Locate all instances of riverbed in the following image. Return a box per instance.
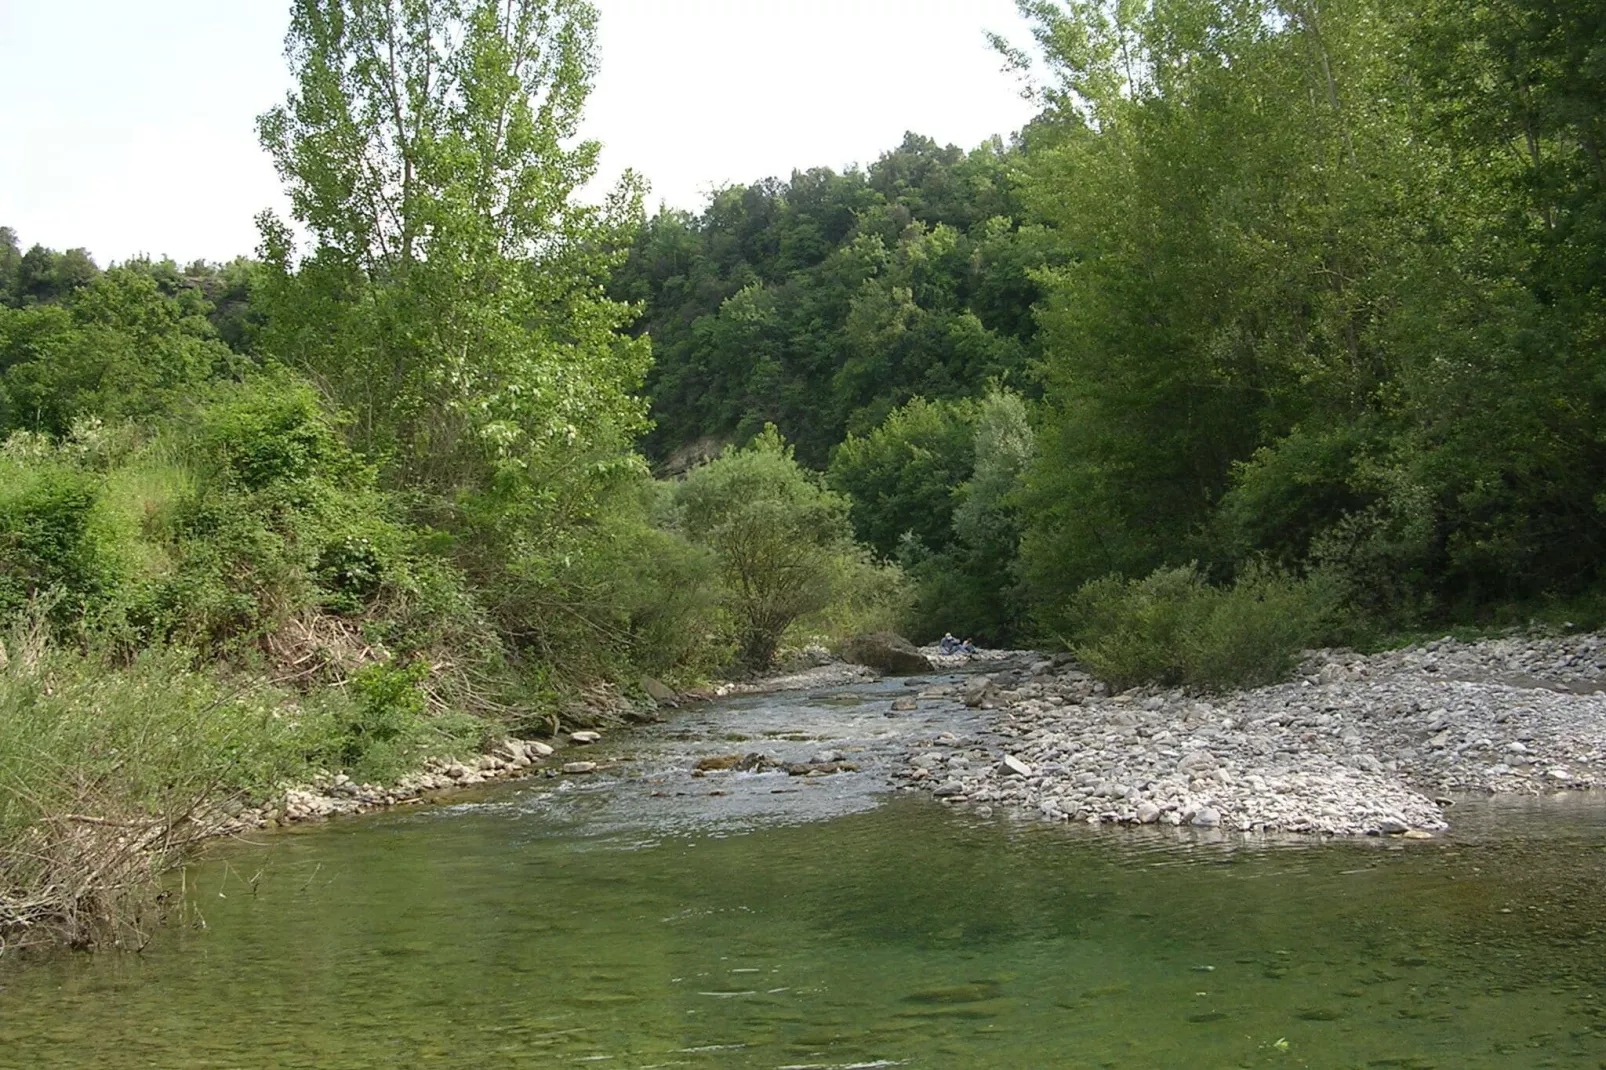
[4,672,1606,1068]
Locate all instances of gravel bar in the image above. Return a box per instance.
[898,633,1606,836]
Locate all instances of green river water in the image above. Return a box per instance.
[3,675,1606,1069]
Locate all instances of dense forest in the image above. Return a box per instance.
[618,0,1606,656]
[4,0,1605,945]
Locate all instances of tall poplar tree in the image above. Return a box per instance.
[256,0,649,494]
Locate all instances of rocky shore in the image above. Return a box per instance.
[214,735,587,832]
[898,633,1606,836]
[214,653,894,834]
[217,632,1606,840]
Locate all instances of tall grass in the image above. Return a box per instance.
[0,618,480,952]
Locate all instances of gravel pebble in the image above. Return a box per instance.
[899,633,1606,836]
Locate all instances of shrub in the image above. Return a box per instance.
[1069,566,1202,690]
[0,451,118,625]
[152,377,462,655]
[800,548,910,647]
[1178,565,1330,691]
[317,659,481,782]
[1068,563,1329,692]
[614,519,730,681]
[675,426,860,668]
[195,377,356,493]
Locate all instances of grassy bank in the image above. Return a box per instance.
[0,406,904,954]
[0,623,495,952]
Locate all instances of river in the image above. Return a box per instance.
[3,671,1606,1068]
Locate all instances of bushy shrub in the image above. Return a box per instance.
[0,378,485,691]
[194,377,357,493]
[1069,567,1202,689]
[1068,563,1329,692]
[156,377,466,654]
[1179,565,1332,691]
[613,518,730,681]
[308,658,480,782]
[675,426,861,668]
[801,548,910,646]
[0,451,118,625]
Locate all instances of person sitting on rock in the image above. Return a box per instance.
[938,633,961,654]
[960,638,976,654]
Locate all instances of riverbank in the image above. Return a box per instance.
[899,633,1606,836]
[160,653,914,836]
[12,630,1602,956]
[0,644,911,955]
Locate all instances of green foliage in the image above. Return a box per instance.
[674,426,863,668]
[1,239,99,308]
[149,378,442,653]
[0,622,493,864]
[1068,564,1329,693]
[1007,0,1606,635]
[0,451,114,625]
[0,377,473,671]
[1069,567,1202,691]
[616,133,1045,467]
[607,502,730,681]
[804,549,911,646]
[0,643,312,839]
[244,0,672,694]
[333,660,430,781]
[829,396,977,558]
[828,389,1032,643]
[0,264,235,436]
[197,378,354,491]
[256,0,649,493]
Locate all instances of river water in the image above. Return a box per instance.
[4,673,1606,1068]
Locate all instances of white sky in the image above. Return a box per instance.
[0,0,1039,267]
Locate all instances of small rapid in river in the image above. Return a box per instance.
[4,669,1606,1069]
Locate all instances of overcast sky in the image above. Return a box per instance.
[0,0,1039,266]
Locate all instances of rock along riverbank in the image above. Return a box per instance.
[210,654,911,835]
[898,633,1606,837]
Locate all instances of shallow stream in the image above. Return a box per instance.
[4,674,1606,1068]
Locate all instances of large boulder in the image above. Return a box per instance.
[641,675,680,708]
[839,632,933,675]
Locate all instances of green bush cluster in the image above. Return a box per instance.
[1068,565,1332,694]
[0,379,472,666]
[672,426,907,669]
[0,455,115,627]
